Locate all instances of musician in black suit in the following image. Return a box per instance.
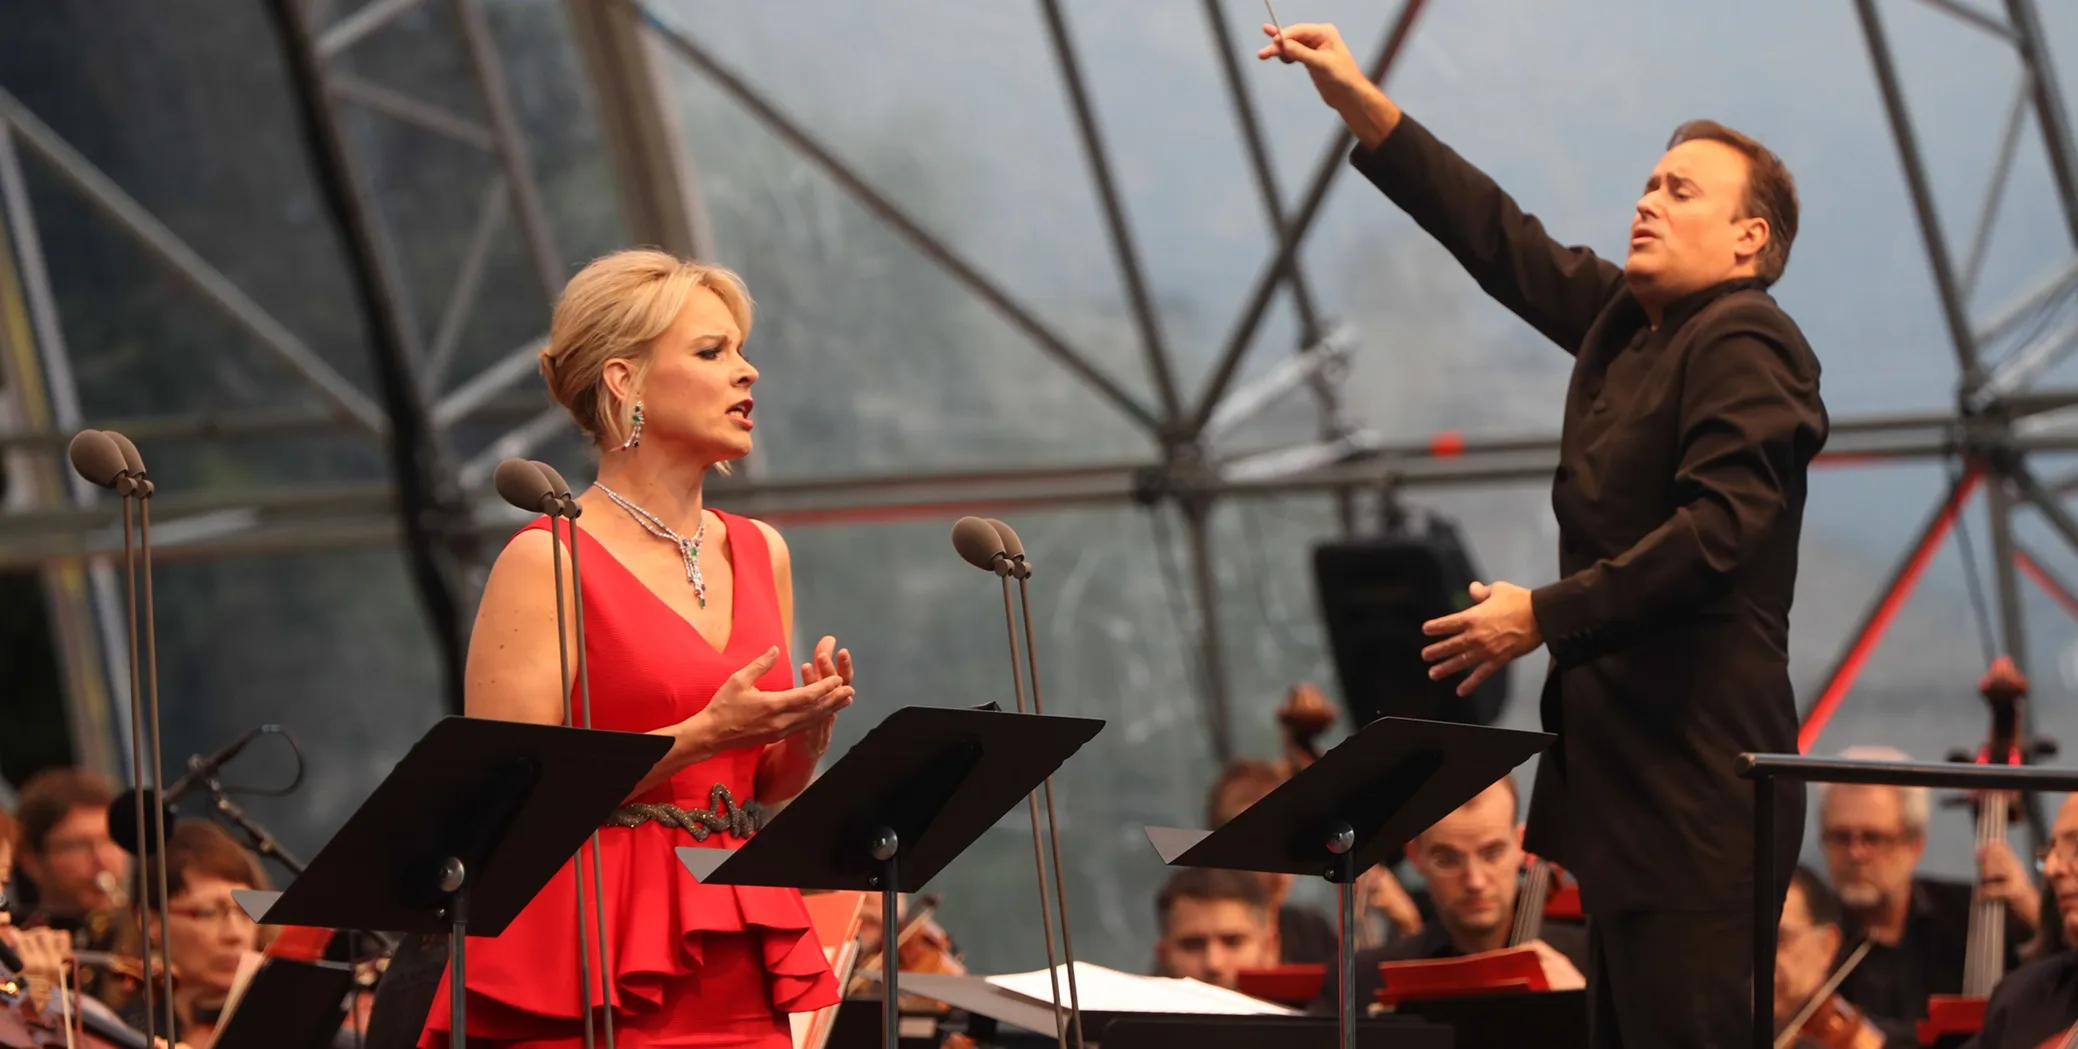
[1265,23,1826,1049]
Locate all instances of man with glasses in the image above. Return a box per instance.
[1820,745,2035,1035]
[1977,793,2078,1048]
[1310,777,1586,1015]
[123,818,269,1047]
[12,766,136,1008]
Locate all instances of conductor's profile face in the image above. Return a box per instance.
[1624,138,1767,302]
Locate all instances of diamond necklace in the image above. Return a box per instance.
[594,483,708,607]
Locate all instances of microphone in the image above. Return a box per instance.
[496,458,613,1049]
[949,517,1081,1049]
[493,458,557,516]
[106,431,152,496]
[531,461,581,519]
[951,516,1012,576]
[0,936,21,976]
[70,428,177,1047]
[106,726,270,855]
[67,430,131,493]
[986,518,1032,580]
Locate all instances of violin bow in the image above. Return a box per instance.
[1773,940,1873,1049]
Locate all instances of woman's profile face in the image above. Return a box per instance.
[610,285,757,463]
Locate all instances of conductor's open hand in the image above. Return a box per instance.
[695,645,854,751]
[1421,582,1542,696]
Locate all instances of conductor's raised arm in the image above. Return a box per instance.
[1261,22,1625,354]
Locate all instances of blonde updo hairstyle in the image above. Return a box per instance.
[539,249,755,458]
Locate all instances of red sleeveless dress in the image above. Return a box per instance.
[419,510,841,1049]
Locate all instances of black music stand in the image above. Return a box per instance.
[235,716,670,1049]
[677,706,1105,1049]
[211,956,358,1049]
[1143,716,1552,1049]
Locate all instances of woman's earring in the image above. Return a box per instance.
[621,400,644,450]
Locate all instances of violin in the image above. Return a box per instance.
[71,953,173,990]
[1776,941,1884,1049]
[1920,657,2030,1047]
[850,894,966,985]
[843,896,974,1049]
[0,957,153,1049]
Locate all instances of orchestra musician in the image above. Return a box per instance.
[1,804,170,1048]
[1971,792,2078,1049]
[1264,21,1825,1049]
[1774,865,1888,1049]
[119,819,270,1049]
[419,249,857,1049]
[1151,868,1278,991]
[1267,684,1427,948]
[1820,746,2034,1033]
[1308,777,1586,1016]
[11,767,139,1009]
[1206,760,1340,964]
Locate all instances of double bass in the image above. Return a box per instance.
[1919,656,2031,1047]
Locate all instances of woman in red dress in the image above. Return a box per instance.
[420,249,858,1049]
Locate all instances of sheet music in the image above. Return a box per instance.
[984,962,1295,1016]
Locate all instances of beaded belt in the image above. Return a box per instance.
[608,783,758,842]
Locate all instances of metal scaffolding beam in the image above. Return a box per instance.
[7,0,2078,789]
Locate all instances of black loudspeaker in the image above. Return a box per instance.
[1312,516,1509,728]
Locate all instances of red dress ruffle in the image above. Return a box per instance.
[419,511,839,1049]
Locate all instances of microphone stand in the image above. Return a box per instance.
[109,449,161,1049]
[988,555,1071,1049]
[132,448,179,1048]
[202,776,400,949]
[535,464,616,1049]
[1005,552,1085,1049]
[92,431,178,1049]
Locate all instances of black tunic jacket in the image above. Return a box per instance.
[1351,116,1828,912]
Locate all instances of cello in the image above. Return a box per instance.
[1918,656,2030,1047]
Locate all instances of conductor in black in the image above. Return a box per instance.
[1266,22,1827,1049]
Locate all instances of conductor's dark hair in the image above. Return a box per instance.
[1667,120,1800,284]
[1155,867,1270,932]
